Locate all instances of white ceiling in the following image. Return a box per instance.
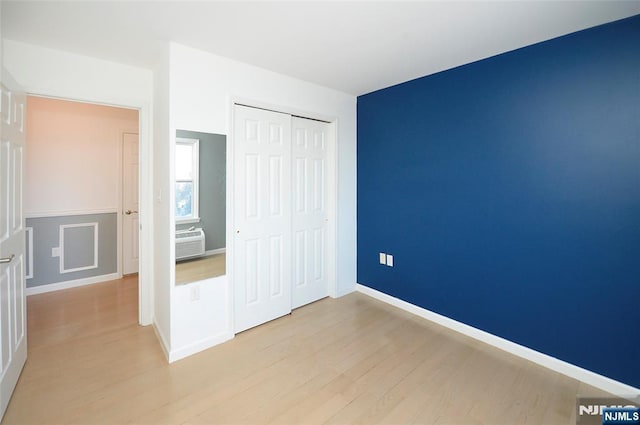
[2,1,639,96]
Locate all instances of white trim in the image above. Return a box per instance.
[205,247,226,256]
[230,96,336,124]
[327,120,338,299]
[59,222,99,274]
[152,321,171,362]
[25,227,33,279]
[175,217,200,225]
[355,283,640,397]
[175,137,200,223]
[168,332,234,363]
[138,103,152,327]
[25,209,118,219]
[26,272,120,296]
[226,96,235,335]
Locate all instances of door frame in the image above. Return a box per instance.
[26,93,153,326]
[228,97,338,331]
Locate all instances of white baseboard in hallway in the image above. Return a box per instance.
[355,283,640,398]
[26,273,121,296]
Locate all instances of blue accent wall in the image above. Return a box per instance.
[357,15,640,388]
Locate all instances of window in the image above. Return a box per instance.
[175,137,199,223]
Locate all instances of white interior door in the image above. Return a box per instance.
[292,117,329,308]
[0,70,27,420]
[122,133,139,275]
[233,105,292,333]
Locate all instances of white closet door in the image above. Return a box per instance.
[233,105,292,333]
[292,117,329,309]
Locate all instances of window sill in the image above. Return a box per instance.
[176,217,201,225]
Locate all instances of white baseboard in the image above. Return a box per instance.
[26,272,121,296]
[205,248,226,257]
[152,322,171,362]
[169,332,234,363]
[330,285,356,299]
[355,283,640,397]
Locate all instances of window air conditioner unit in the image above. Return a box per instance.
[175,228,205,261]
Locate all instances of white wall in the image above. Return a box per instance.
[2,39,357,361]
[167,43,357,360]
[1,5,4,73]
[25,96,138,216]
[3,40,151,109]
[2,40,155,326]
[152,46,172,355]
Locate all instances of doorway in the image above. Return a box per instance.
[24,96,142,317]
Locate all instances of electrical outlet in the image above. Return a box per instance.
[190,285,200,301]
[379,252,386,264]
[386,254,394,267]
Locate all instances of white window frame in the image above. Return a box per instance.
[175,137,200,224]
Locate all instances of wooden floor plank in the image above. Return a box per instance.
[2,276,609,425]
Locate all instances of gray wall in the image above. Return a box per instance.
[25,213,117,288]
[175,130,226,251]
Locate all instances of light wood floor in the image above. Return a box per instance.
[176,253,226,285]
[3,277,608,425]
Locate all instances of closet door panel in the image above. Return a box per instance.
[234,105,292,333]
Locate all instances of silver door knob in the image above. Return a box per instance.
[0,254,15,264]
[125,210,138,215]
